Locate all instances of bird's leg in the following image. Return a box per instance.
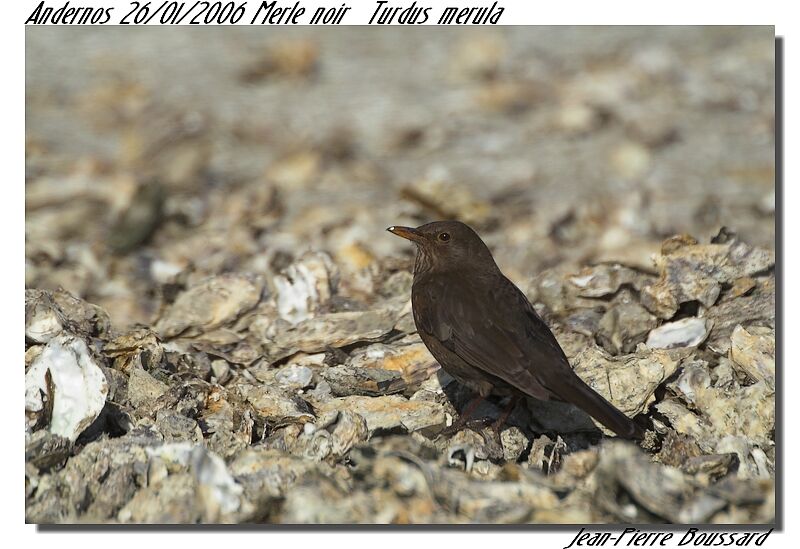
[440,395,485,437]
[490,395,521,433]
[481,395,522,450]
[459,394,485,421]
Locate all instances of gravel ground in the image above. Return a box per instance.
[25,26,776,524]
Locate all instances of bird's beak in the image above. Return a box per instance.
[387,225,423,243]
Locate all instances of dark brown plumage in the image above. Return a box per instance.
[388,220,644,440]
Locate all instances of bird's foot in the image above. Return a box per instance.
[489,416,508,434]
[543,435,567,475]
[468,417,495,431]
[438,417,491,438]
[441,401,517,443]
[437,423,462,439]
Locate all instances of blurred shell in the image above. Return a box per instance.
[591,441,697,523]
[401,177,492,227]
[240,39,319,83]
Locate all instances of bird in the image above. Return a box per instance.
[387,220,644,440]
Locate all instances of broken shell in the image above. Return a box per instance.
[273,251,338,324]
[567,264,652,298]
[500,427,529,463]
[592,441,693,523]
[705,278,774,353]
[597,300,657,355]
[345,340,439,386]
[275,364,314,390]
[26,430,72,471]
[571,345,681,417]
[25,289,67,344]
[646,317,711,349]
[319,395,446,436]
[156,274,263,339]
[103,328,164,374]
[127,367,169,409]
[244,385,314,427]
[265,308,399,362]
[26,334,109,442]
[730,277,757,298]
[210,359,232,385]
[328,410,369,459]
[658,360,774,466]
[642,236,774,319]
[730,325,775,389]
[26,288,111,342]
[321,365,407,397]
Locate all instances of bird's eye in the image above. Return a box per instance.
[438,232,451,242]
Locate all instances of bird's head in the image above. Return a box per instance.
[387,220,496,274]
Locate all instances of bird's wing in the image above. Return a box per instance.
[414,273,571,401]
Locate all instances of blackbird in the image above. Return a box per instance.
[388,220,644,440]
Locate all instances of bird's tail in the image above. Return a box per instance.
[561,375,645,440]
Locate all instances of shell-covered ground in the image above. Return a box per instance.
[25,27,776,524]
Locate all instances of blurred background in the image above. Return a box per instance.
[25,26,775,329]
